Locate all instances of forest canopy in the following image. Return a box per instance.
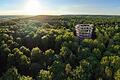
[0,15,120,80]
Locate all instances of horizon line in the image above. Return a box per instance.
[0,14,120,16]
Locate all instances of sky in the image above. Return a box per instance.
[0,0,120,15]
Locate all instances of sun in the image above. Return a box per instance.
[23,0,42,15]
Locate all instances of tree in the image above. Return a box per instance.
[8,48,30,75]
[60,46,73,62]
[55,35,63,51]
[20,46,31,57]
[82,39,94,48]
[63,32,74,42]
[93,39,99,48]
[113,45,120,53]
[41,35,49,50]
[0,44,8,49]
[0,67,20,80]
[113,33,120,44]
[104,66,113,80]
[45,49,54,57]
[114,69,120,80]
[41,23,54,29]
[2,34,9,42]
[45,49,55,66]
[79,48,91,60]
[98,43,105,52]
[31,47,46,69]
[0,46,11,76]
[49,61,65,80]
[31,47,44,64]
[100,56,120,79]
[62,41,79,54]
[19,76,32,80]
[6,40,13,46]
[74,60,93,80]
[16,37,22,45]
[30,63,41,77]
[0,67,32,80]
[37,69,52,80]
[92,48,102,60]
[101,56,120,72]
[10,42,19,49]
[3,47,11,55]
[65,64,72,76]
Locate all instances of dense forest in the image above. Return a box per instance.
[0,15,120,80]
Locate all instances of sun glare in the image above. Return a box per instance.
[23,0,42,15]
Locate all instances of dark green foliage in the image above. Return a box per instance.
[1,15,120,80]
[37,69,52,80]
[0,67,32,80]
[49,61,65,80]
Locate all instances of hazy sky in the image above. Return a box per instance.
[0,0,120,15]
